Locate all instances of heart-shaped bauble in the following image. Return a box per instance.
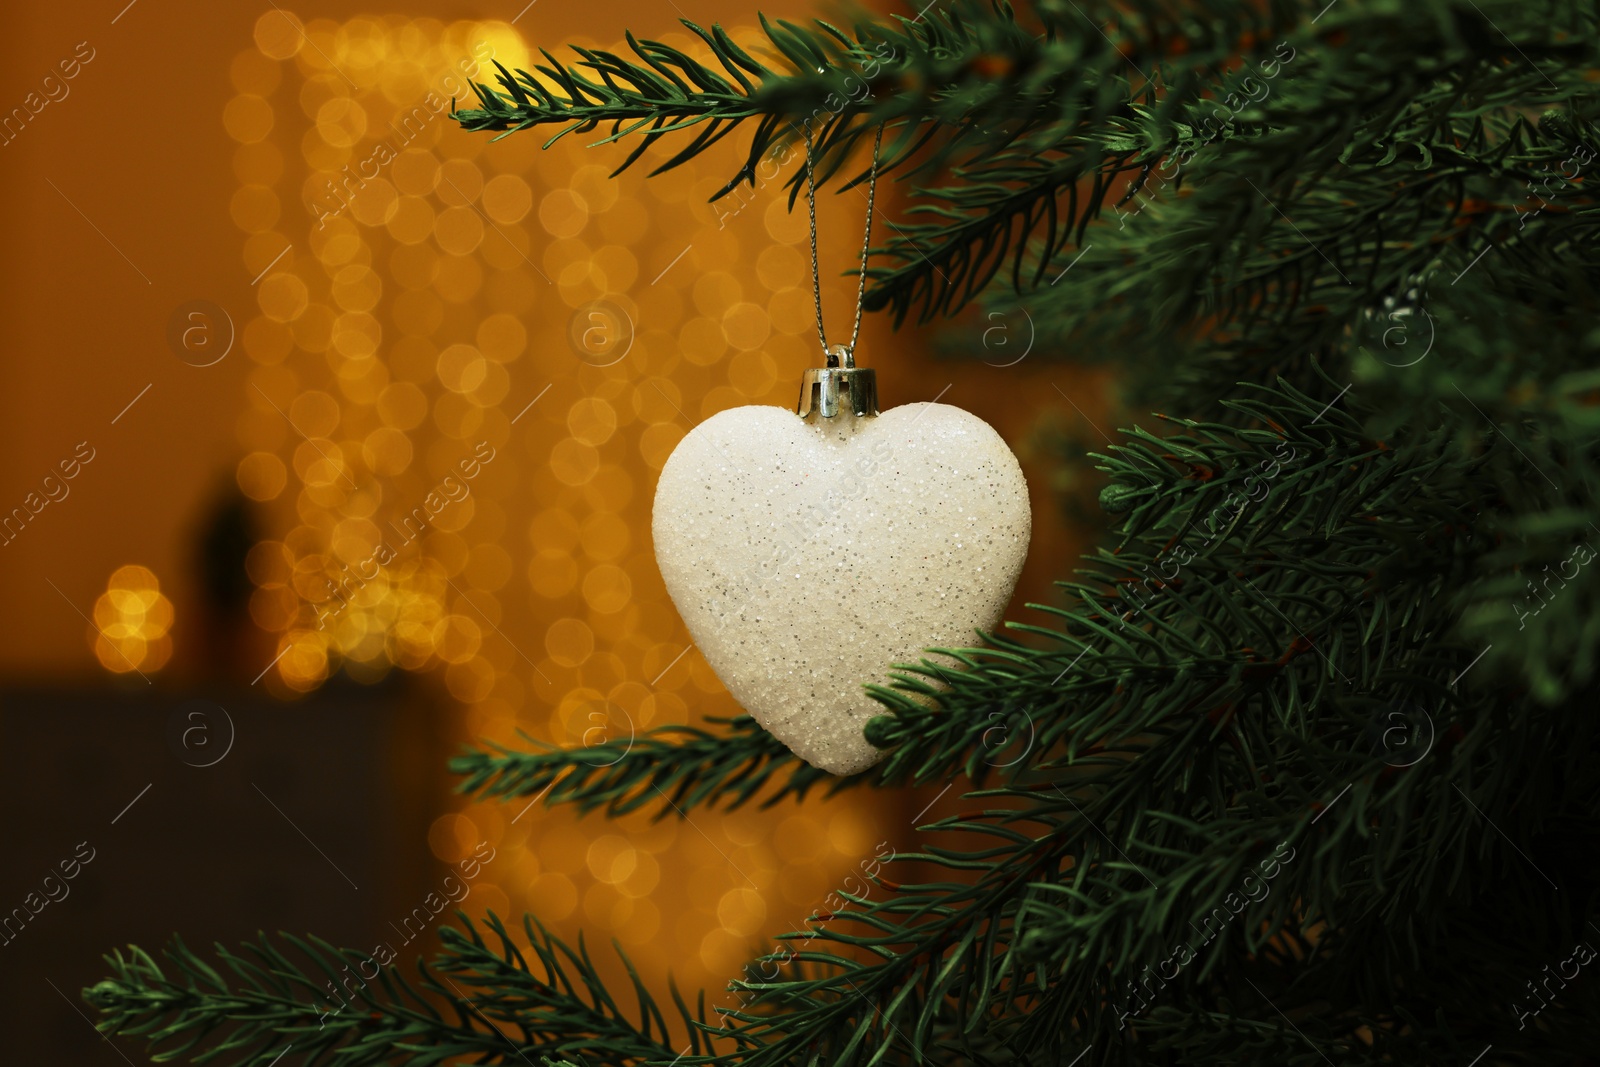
[652,402,1031,775]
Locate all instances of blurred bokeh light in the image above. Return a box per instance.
[91,564,174,673]
[225,10,899,995]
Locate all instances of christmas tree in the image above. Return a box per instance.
[85,0,1600,1063]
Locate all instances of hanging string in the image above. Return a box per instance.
[803,122,883,359]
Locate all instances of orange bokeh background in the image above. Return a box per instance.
[0,0,1110,1049]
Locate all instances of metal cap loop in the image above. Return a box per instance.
[797,344,878,418]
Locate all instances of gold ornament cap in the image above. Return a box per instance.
[796,344,878,418]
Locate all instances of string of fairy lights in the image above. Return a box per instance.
[187,8,892,998]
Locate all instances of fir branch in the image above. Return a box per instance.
[86,914,720,1067]
[454,1,1318,323]
[456,1,1600,326]
[450,715,870,820]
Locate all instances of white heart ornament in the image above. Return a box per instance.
[652,402,1031,775]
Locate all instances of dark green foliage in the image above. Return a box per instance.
[91,0,1600,1064]
[86,914,713,1066]
[450,715,866,820]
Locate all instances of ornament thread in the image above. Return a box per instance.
[804,123,883,360]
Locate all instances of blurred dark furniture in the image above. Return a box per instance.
[0,674,449,1062]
